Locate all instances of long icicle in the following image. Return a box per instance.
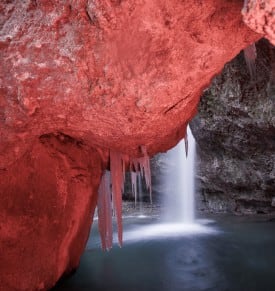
[98,147,152,250]
[140,146,152,204]
[131,171,138,207]
[97,171,113,251]
[110,150,124,247]
[130,146,152,204]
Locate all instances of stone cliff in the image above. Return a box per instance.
[191,39,275,214]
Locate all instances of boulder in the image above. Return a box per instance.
[0,134,103,290]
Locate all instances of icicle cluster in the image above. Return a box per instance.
[110,150,126,248]
[97,146,152,250]
[130,146,152,205]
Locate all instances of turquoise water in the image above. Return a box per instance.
[53,215,275,291]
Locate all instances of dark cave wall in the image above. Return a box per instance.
[191,39,275,214]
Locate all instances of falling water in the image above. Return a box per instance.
[163,125,195,223]
[96,126,213,246]
[122,126,216,241]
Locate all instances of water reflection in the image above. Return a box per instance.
[53,216,275,291]
[164,238,227,291]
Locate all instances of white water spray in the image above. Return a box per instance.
[163,125,195,223]
[121,125,217,242]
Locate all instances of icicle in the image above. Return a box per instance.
[137,172,143,211]
[110,150,124,247]
[122,157,126,181]
[132,146,152,204]
[97,171,113,251]
[131,171,138,207]
[184,130,189,157]
[131,159,140,173]
[244,43,257,80]
[97,146,152,250]
[141,146,152,203]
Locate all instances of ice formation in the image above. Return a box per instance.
[97,171,113,251]
[97,146,152,250]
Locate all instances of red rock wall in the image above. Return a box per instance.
[0,0,264,290]
[0,0,260,166]
[0,134,103,290]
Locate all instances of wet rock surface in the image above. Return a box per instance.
[191,39,275,215]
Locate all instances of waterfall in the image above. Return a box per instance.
[97,125,214,246]
[163,125,195,224]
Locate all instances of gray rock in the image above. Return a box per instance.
[191,39,275,215]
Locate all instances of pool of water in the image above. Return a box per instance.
[53,215,275,291]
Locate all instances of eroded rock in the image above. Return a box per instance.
[191,40,275,214]
[0,0,259,169]
[243,0,275,45]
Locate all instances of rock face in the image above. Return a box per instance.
[242,0,275,45]
[0,134,103,290]
[0,0,265,290]
[0,0,259,166]
[191,40,275,214]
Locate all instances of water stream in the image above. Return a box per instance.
[163,125,195,223]
[122,125,213,240]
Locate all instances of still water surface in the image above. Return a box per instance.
[54,215,275,291]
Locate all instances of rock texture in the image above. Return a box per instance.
[0,0,265,290]
[0,0,259,167]
[0,134,103,290]
[191,39,275,214]
[242,0,275,45]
